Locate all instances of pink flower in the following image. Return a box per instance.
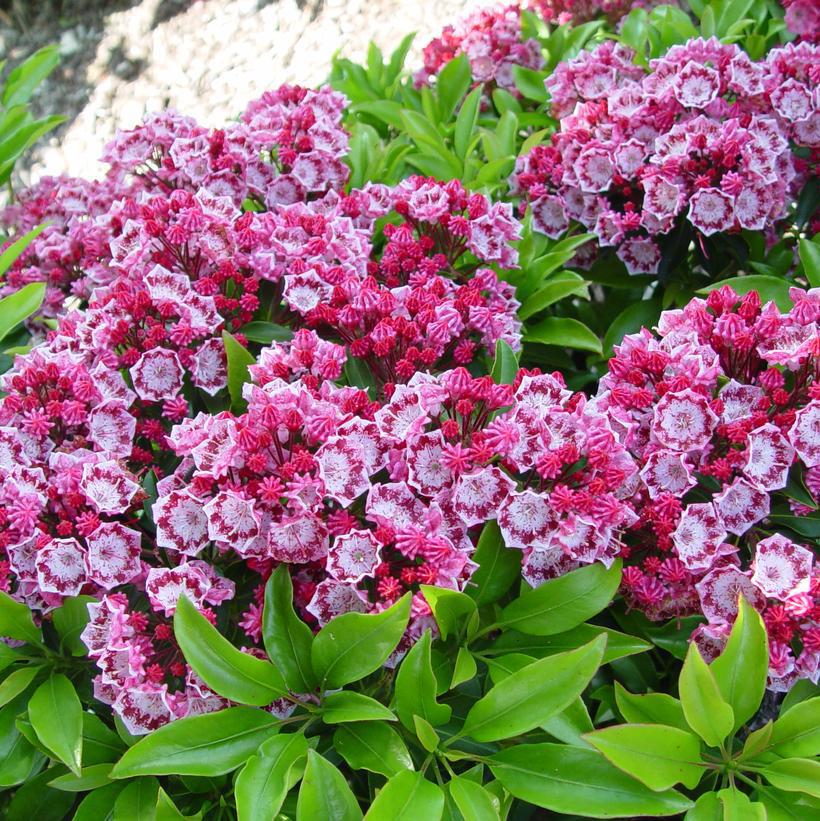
[85,523,142,588]
[130,349,185,402]
[751,534,813,600]
[651,389,718,452]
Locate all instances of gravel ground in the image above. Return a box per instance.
[3,0,478,183]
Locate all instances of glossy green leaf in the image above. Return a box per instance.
[0,589,42,645]
[222,330,255,412]
[235,732,308,821]
[498,561,621,635]
[717,788,766,821]
[29,674,83,775]
[512,65,548,103]
[770,697,820,758]
[686,791,722,820]
[312,593,411,688]
[614,684,688,731]
[448,776,500,821]
[52,595,96,656]
[541,696,594,747]
[420,586,476,640]
[395,630,451,729]
[490,339,518,385]
[761,758,820,799]
[679,642,734,747]
[525,316,602,354]
[413,715,439,752]
[450,646,477,689]
[519,274,590,321]
[740,721,773,761]
[111,707,279,777]
[584,724,703,791]
[455,86,482,160]
[72,782,126,821]
[239,321,292,345]
[81,712,127,766]
[174,594,286,705]
[364,770,444,820]
[0,695,41,787]
[113,777,160,821]
[798,237,820,288]
[263,565,316,693]
[0,666,40,708]
[155,787,186,820]
[3,767,74,821]
[321,691,396,723]
[3,45,60,107]
[334,721,413,777]
[463,635,605,742]
[711,596,768,730]
[297,750,363,821]
[48,763,113,791]
[602,300,662,357]
[489,743,693,817]
[466,520,521,606]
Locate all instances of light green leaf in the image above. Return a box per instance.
[711,595,768,730]
[364,770,444,820]
[519,274,590,320]
[420,586,476,641]
[111,707,279,777]
[490,339,518,386]
[29,674,83,775]
[798,237,820,288]
[3,45,60,107]
[0,666,40,708]
[525,316,602,354]
[312,593,411,688]
[761,758,820,799]
[717,788,766,821]
[239,321,292,345]
[679,642,734,747]
[614,684,688,731]
[462,635,605,742]
[48,763,113,792]
[436,54,472,122]
[0,589,42,646]
[334,722,413,777]
[455,86,482,160]
[320,691,396,724]
[113,777,159,821]
[174,594,286,705]
[489,743,693,817]
[297,750,363,821]
[541,696,594,747]
[395,630,451,729]
[448,777,500,821]
[584,724,704,791]
[770,697,820,758]
[498,561,622,636]
[263,565,316,693]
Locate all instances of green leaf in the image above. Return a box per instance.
[235,732,308,821]
[519,274,590,320]
[297,750,363,821]
[364,770,444,820]
[3,45,60,107]
[312,593,411,688]
[0,224,47,278]
[263,565,316,693]
[498,561,622,636]
[48,763,113,791]
[72,782,126,821]
[489,623,650,664]
[0,589,42,645]
[679,642,734,747]
[0,695,41,787]
[756,784,820,820]
[455,86,482,160]
[697,276,793,312]
[525,316,602,354]
[770,698,820,758]
[395,630,451,730]
[715,788,766,821]
[420,586,476,640]
[320,691,396,723]
[489,743,693,817]
[462,635,605,742]
[413,715,439,751]
[450,645,477,689]
[81,712,126,766]
[798,237,820,288]
[29,674,83,775]
[155,787,187,820]
[0,666,40,708]
[686,791,722,820]
[174,594,286,705]
[602,299,662,357]
[614,684,688,731]
[334,722,413,777]
[490,339,518,386]
[711,595,768,730]
[541,696,594,747]
[52,595,96,656]
[239,321,292,345]
[436,54,472,122]
[4,766,75,821]
[113,777,160,821]
[740,721,773,761]
[448,776,500,821]
[761,758,820,799]
[584,724,704,791]
[222,330,255,412]
[466,520,521,606]
[111,707,279,777]
[512,65,548,103]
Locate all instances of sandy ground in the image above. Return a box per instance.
[3,0,478,183]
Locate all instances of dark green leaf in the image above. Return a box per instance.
[364,770,444,820]
[0,589,42,645]
[395,630,451,730]
[490,339,518,386]
[602,300,662,357]
[111,707,279,777]
[498,561,621,635]
[312,593,411,688]
[489,743,693,817]
[263,565,316,693]
[4,766,75,821]
[239,321,292,345]
[29,674,83,775]
[334,721,413,777]
[466,521,521,606]
[0,666,40,708]
[174,594,287,705]
[52,595,96,656]
[222,330,255,412]
[0,695,41,787]
[297,750,362,821]
[72,782,126,821]
[113,777,160,821]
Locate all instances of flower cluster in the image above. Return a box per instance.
[781,0,820,43]
[414,4,543,95]
[513,37,816,274]
[595,285,819,688]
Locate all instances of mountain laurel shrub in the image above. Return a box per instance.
[0,1,817,818]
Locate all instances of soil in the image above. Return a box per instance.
[1,0,477,184]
